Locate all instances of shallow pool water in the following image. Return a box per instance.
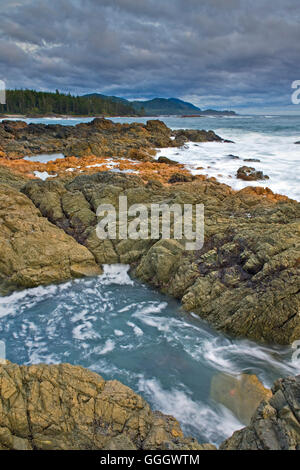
[24,152,65,163]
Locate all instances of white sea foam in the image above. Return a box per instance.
[98,339,115,355]
[157,130,300,201]
[137,377,243,445]
[133,312,171,332]
[114,329,124,336]
[199,337,299,387]
[72,322,99,341]
[127,321,144,337]
[34,170,57,180]
[135,302,168,315]
[0,284,59,318]
[99,264,134,286]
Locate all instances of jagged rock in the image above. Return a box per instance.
[0,118,223,161]
[127,148,155,162]
[0,361,214,450]
[237,166,269,181]
[157,156,180,165]
[20,171,300,344]
[210,373,272,425]
[0,184,101,294]
[168,173,194,184]
[221,375,300,450]
[173,129,222,143]
[168,172,194,183]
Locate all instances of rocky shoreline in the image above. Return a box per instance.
[0,118,299,450]
[0,118,224,160]
[0,361,299,450]
[13,169,299,345]
[0,361,214,450]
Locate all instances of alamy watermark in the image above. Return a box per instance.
[96,196,204,250]
[0,80,6,105]
[0,340,6,365]
[291,80,300,104]
[292,340,300,364]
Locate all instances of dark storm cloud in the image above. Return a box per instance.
[1,0,300,111]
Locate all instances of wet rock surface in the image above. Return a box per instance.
[0,361,214,450]
[237,166,269,181]
[172,129,223,146]
[221,375,300,450]
[0,165,29,190]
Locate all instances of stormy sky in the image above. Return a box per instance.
[1,0,300,113]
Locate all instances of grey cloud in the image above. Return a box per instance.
[0,0,299,111]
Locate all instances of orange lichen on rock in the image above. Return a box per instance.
[235,185,293,203]
[0,158,37,179]
[0,153,198,185]
[0,153,295,206]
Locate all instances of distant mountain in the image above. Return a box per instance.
[83,94,236,116]
[198,108,236,116]
[84,93,129,104]
[131,97,202,115]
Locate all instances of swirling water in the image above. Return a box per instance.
[0,266,298,446]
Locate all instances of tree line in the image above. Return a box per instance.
[0,89,139,116]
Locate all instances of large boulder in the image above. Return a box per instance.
[173,129,222,144]
[0,184,101,294]
[237,166,269,181]
[0,361,214,450]
[221,375,300,450]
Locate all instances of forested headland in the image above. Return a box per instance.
[0,89,139,116]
